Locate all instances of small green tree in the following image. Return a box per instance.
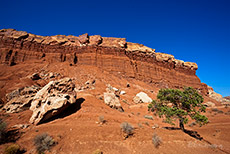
[148,87,208,131]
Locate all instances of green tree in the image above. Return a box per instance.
[148,87,208,131]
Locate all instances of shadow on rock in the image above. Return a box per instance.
[1,129,24,144]
[40,98,85,125]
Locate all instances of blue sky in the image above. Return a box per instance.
[1,0,229,96]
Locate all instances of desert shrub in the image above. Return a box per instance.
[34,133,55,154]
[92,149,103,154]
[4,144,20,154]
[0,118,7,143]
[211,108,219,112]
[217,110,224,114]
[120,122,134,136]
[144,115,154,120]
[152,133,162,148]
[98,116,105,124]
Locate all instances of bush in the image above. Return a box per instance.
[98,116,105,124]
[152,133,162,148]
[120,122,134,136]
[34,133,55,154]
[4,144,20,154]
[0,118,7,143]
[144,115,154,120]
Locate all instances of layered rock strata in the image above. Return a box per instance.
[0,29,208,94]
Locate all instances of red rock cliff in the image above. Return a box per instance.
[0,29,208,94]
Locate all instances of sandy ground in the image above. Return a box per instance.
[0,61,229,154]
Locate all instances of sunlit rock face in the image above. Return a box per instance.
[0,28,208,95]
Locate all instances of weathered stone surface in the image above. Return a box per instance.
[208,86,223,102]
[0,29,209,95]
[103,92,123,112]
[12,124,30,129]
[2,86,41,113]
[133,92,152,104]
[100,37,126,48]
[203,101,215,107]
[207,86,230,104]
[78,33,89,45]
[29,78,76,125]
[126,42,155,53]
[89,35,102,45]
[184,62,198,70]
[155,52,175,62]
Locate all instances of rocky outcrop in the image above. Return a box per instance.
[104,92,123,112]
[224,96,230,101]
[29,78,77,125]
[2,85,41,113]
[208,86,230,105]
[203,101,215,107]
[0,29,208,95]
[103,85,124,112]
[133,92,152,104]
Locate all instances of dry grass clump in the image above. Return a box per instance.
[120,122,134,138]
[34,133,55,154]
[4,144,20,154]
[98,115,105,124]
[152,133,162,148]
[0,118,7,144]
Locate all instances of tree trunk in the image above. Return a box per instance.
[179,119,185,131]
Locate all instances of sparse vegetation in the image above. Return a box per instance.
[148,87,208,131]
[34,133,55,154]
[138,123,143,128]
[152,133,162,148]
[144,121,149,126]
[4,144,21,154]
[211,108,224,114]
[211,108,219,112]
[98,115,105,124]
[0,118,7,143]
[144,115,154,120]
[120,122,134,138]
[92,149,103,154]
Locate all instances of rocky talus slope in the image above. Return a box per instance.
[0,29,208,94]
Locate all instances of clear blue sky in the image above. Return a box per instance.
[1,0,229,96]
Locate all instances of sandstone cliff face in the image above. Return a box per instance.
[0,29,208,94]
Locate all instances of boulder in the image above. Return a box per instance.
[103,92,123,112]
[120,91,126,95]
[89,35,102,45]
[133,92,152,104]
[78,33,89,44]
[29,78,77,125]
[203,101,215,107]
[2,85,41,113]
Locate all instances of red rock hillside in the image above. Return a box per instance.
[0,28,208,98]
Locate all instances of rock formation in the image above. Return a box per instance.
[2,85,41,113]
[133,92,152,104]
[0,29,208,94]
[29,78,77,125]
[103,85,124,112]
[207,86,230,104]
